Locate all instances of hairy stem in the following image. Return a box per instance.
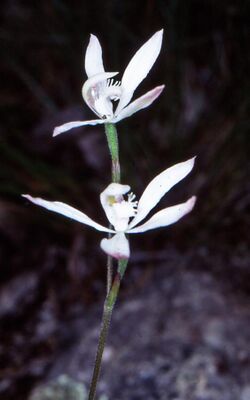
[106,243,113,294]
[104,123,120,183]
[88,259,128,400]
[104,123,121,293]
[88,123,125,399]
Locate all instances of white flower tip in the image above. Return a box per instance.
[52,127,60,137]
[22,194,31,200]
[157,28,164,36]
[186,196,197,212]
[53,124,73,137]
[22,194,40,206]
[185,156,196,171]
[53,121,88,137]
[88,34,101,46]
[155,84,165,95]
[154,29,164,43]
[22,194,39,205]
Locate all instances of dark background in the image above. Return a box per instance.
[0,1,249,399]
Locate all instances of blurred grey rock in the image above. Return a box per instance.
[29,375,87,400]
[241,386,250,400]
[0,273,38,317]
[29,375,109,400]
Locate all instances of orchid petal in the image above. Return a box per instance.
[22,195,113,233]
[85,34,105,78]
[129,157,196,229]
[114,85,165,122]
[100,233,130,259]
[128,196,196,233]
[53,119,105,137]
[115,29,163,114]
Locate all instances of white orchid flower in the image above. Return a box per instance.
[53,30,165,137]
[22,158,196,259]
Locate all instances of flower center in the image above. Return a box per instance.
[107,192,137,232]
[84,77,122,119]
[106,79,122,102]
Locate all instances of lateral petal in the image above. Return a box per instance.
[128,196,196,233]
[53,119,105,137]
[115,29,163,114]
[22,195,113,233]
[100,233,130,259]
[85,34,105,78]
[114,85,165,122]
[128,157,196,229]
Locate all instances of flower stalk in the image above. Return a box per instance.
[104,122,121,294]
[88,123,129,399]
[88,123,124,400]
[104,123,120,183]
[88,259,128,400]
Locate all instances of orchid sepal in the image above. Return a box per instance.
[53,119,105,137]
[115,29,164,115]
[85,34,105,78]
[22,194,114,234]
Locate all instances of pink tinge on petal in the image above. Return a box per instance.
[128,196,197,234]
[53,119,105,137]
[100,233,130,260]
[114,85,165,122]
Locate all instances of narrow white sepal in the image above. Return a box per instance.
[22,195,113,233]
[116,29,163,114]
[53,119,105,137]
[100,233,130,259]
[85,34,105,78]
[114,85,165,122]
[128,196,196,233]
[129,157,196,229]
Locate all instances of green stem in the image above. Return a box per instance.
[104,123,120,183]
[104,123,120,293]
[106,247,113,295]
[88,259,128,400]
[88,122,126,399]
